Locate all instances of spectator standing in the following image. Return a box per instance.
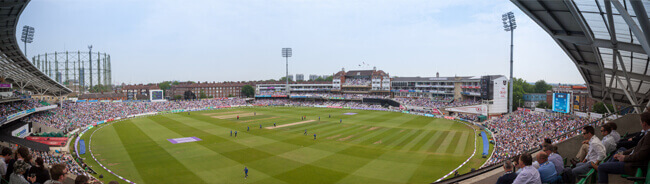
[43,164,66,184]
[9,160,34,184]
[27,157,50,184]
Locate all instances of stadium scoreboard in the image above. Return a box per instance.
[150,90,164,101]
[552,93,571,113]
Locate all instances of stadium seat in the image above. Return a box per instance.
[622,160,650,184]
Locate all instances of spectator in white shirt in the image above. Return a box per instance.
[513,152,541,184]
[572,126,606,177]
[600,124,617,154]
[605,122,621,143]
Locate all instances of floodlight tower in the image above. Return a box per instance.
[21,25,34,58]
[282,48,292,94]
[502,11,516,113]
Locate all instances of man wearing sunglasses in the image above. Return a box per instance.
[571,126,606,178]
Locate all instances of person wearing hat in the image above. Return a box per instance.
[9,160,35,184]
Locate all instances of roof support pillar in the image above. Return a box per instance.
[615,77,640,113]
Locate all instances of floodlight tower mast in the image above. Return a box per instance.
[21,25,34,58]
[282,48,292,94]
[502,12,516,113]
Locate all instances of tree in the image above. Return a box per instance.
[511,78,529,109]
[184,90,196,99]
[279,76,294,82]
[199,89,207,99]
[241,85,255,98]
[173,95,182,100]
[534,80,552,93]
[89,84,111,93]
[593,102,614,114]
[159,81,172,91]
[536,101,551,109]
[324,76,334,81]
[228,94,235,97]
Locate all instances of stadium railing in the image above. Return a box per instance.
[433,105,645,184]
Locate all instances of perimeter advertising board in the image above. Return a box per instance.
[11,124,29,138]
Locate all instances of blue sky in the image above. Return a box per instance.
[17,0,584,85]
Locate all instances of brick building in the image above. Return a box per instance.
[121,84,160,100]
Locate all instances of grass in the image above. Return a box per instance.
[77,107,488,184]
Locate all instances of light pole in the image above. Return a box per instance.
[282,48,292,94]
[21,25,34,58]
[502,11,516,113]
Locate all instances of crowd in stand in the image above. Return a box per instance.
[496,113,650,184]
[0,145,103,184]
[343,78,371,86]
[394,97,480,109]
[258,92,391,99]
[22,98,248,132]
[31,150,87,177]
[457,113,479,121]
[253,99,385,109]
[0,99,42,120]
[484,111,593,167]
[256,91,287,95]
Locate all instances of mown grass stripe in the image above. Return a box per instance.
[91,124,144,183]
[401,130,432,151]
[349,127,392,143]
[114,121,206,184]
[374,129,410,147]
[435,131,457,153]
[454,132,470,155]
[417,131,445,153]
[359,128,400,145]
[388,129,423,150]
[384,129,419,149]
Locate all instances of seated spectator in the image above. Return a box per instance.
[542,144,563,175]
[571,126,605,177]
[616,127,646,150]
[536,152,557,183]
[512,152,541,184]
[496,160,517,184]
[600,124,617,153]
[44,164,66,184]
[10,160,35,184]
[597,111,650,183]
[605,122,621,142]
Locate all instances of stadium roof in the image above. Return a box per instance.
[512,0,650,112]
[0,1,71,96]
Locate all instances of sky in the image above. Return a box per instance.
[16,0,585,85]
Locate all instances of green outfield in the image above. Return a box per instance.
[78,107,490,184]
